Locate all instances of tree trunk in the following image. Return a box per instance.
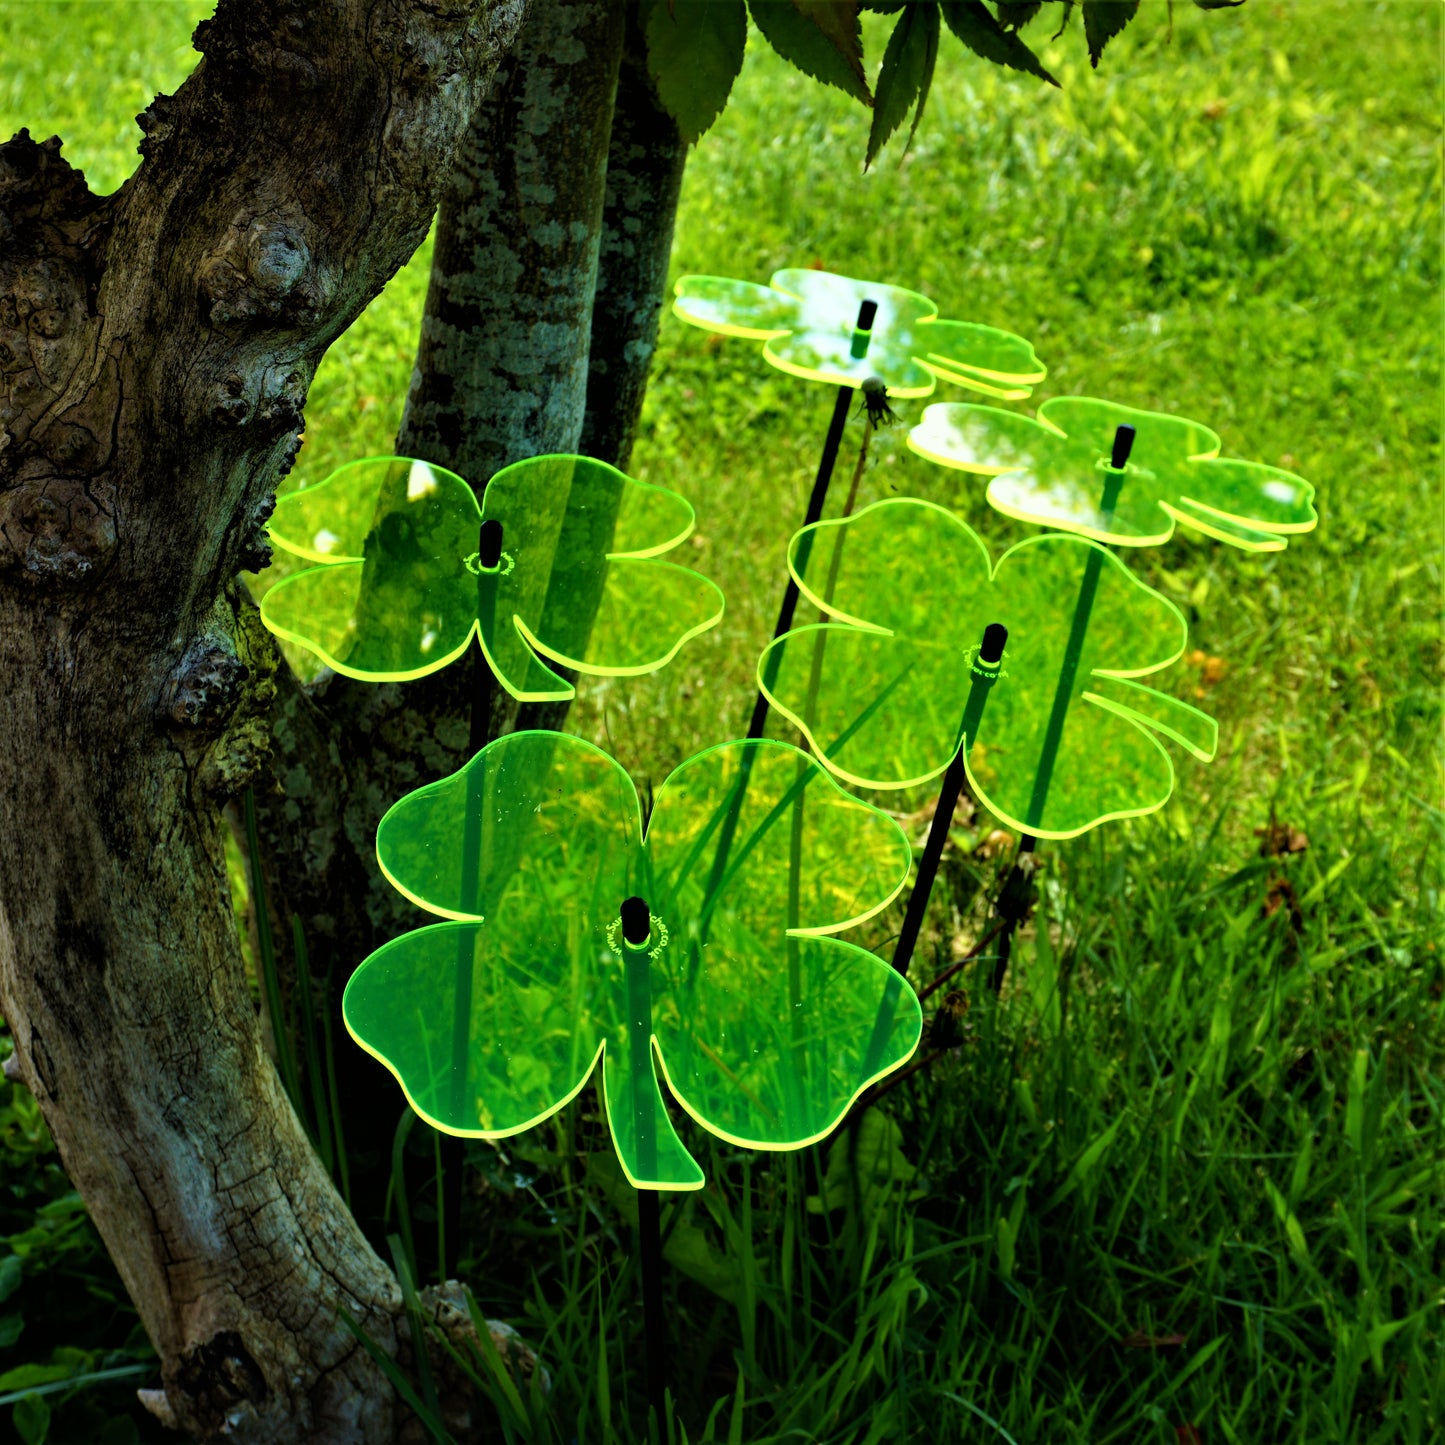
[577,5,688,473]
[251,2,690,1089]
[397,0,626,482]
[247,1,629,1252]
[517,3,689,736]
[398,0,626,747]
[0,1,528,1439]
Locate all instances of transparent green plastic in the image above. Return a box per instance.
[344,733,921,1191]
[261,454,725,696]
[672,269,1046,401]
[908,396,1318,551]
[756,499,1218,839]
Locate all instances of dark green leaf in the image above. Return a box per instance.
[0,1367,70,1395]
[749,0,871,104]
[643,0,749,144]
[905,6,942,151]
[584,1155,740,1303]
[337,1307,453,1445]
[995,1,1044,28]
[1194,0,1246,7]
[866,5,933,168]
[1082,0,1140,67]
[0,1313,22,1349]
[940,0,1059,85]
[13,1394,48,1445]
[807,1112,920,1220]
[0,1256,20,1306]
[0,1367,149,1409]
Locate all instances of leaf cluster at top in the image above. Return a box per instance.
[640,0,1246,161]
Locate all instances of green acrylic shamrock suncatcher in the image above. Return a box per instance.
[755,499,1218,839]
[260,453,724,697]
[343,731,922,1191]
[908,396,1318,551]
[672,267,1046,401]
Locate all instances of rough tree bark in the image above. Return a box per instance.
[0,1,529,1440]
[398,0,626,481]
[401,0,625,752]
[519,2,689,736]
[246,0,690,1292]
[248,0,650,1191]
[577,4,688,473]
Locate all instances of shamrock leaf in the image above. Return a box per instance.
[673,267,1045,400]
[261,454,724,697]
[756,499,1218,838]
[909,396,1318,551]
[345,733,920,1190]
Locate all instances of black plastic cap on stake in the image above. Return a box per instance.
[850,299,879,359]
[620,896,651,947]
[477,518,503,569]
[1111,424,1137,470]
[980,622,1009,665]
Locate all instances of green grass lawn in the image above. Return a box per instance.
[1,2,1441,1442]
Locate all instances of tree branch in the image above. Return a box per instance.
[0,2,528,1439]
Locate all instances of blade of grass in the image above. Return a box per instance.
[243,786,304,1116]
[290,916,333,1174]
[338,1303,453,1445]
[388,1232,442,1426]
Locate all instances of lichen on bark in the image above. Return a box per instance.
[577,4,688,473]
[0,1,531,1439]
[398,0,627,485]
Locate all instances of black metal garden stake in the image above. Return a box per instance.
[990,423,1137,990]
[889,621,1010,981]
[439,515,510,1281]
[619,893,669,1434]
[747,297,878,739]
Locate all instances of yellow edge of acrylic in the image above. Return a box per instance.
[515,568,726,678]
[1081,688,1219,764]
[919,348,1046,388]
[477,615,575,703]
[486,455,700,562]
[1037,399,1224,463]
[648,736,912,933]
[602,1045,705,1192]
[789,499,994,630]
[753,636,954,795]
[1176,489,1318,536]
[605,496,698,561]
[259,584,476,683]
[780,852,911,939]
[1160,500,1287,554]
[770,270,940,325]
[762,348,937,399]
[344,1000,608,1143]
[374,852,485,925]
[964,728,1178,842]
[266,530,348,566]
[922,364,1032,402]
[652,985,922,1158]
[669,298,788,343]
[268,455,482,565]
[997,533,1191,681]
[772,740,913,935]
[905,401,1072,473]
[985,484,1176,549]
[904,430,1009,477]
